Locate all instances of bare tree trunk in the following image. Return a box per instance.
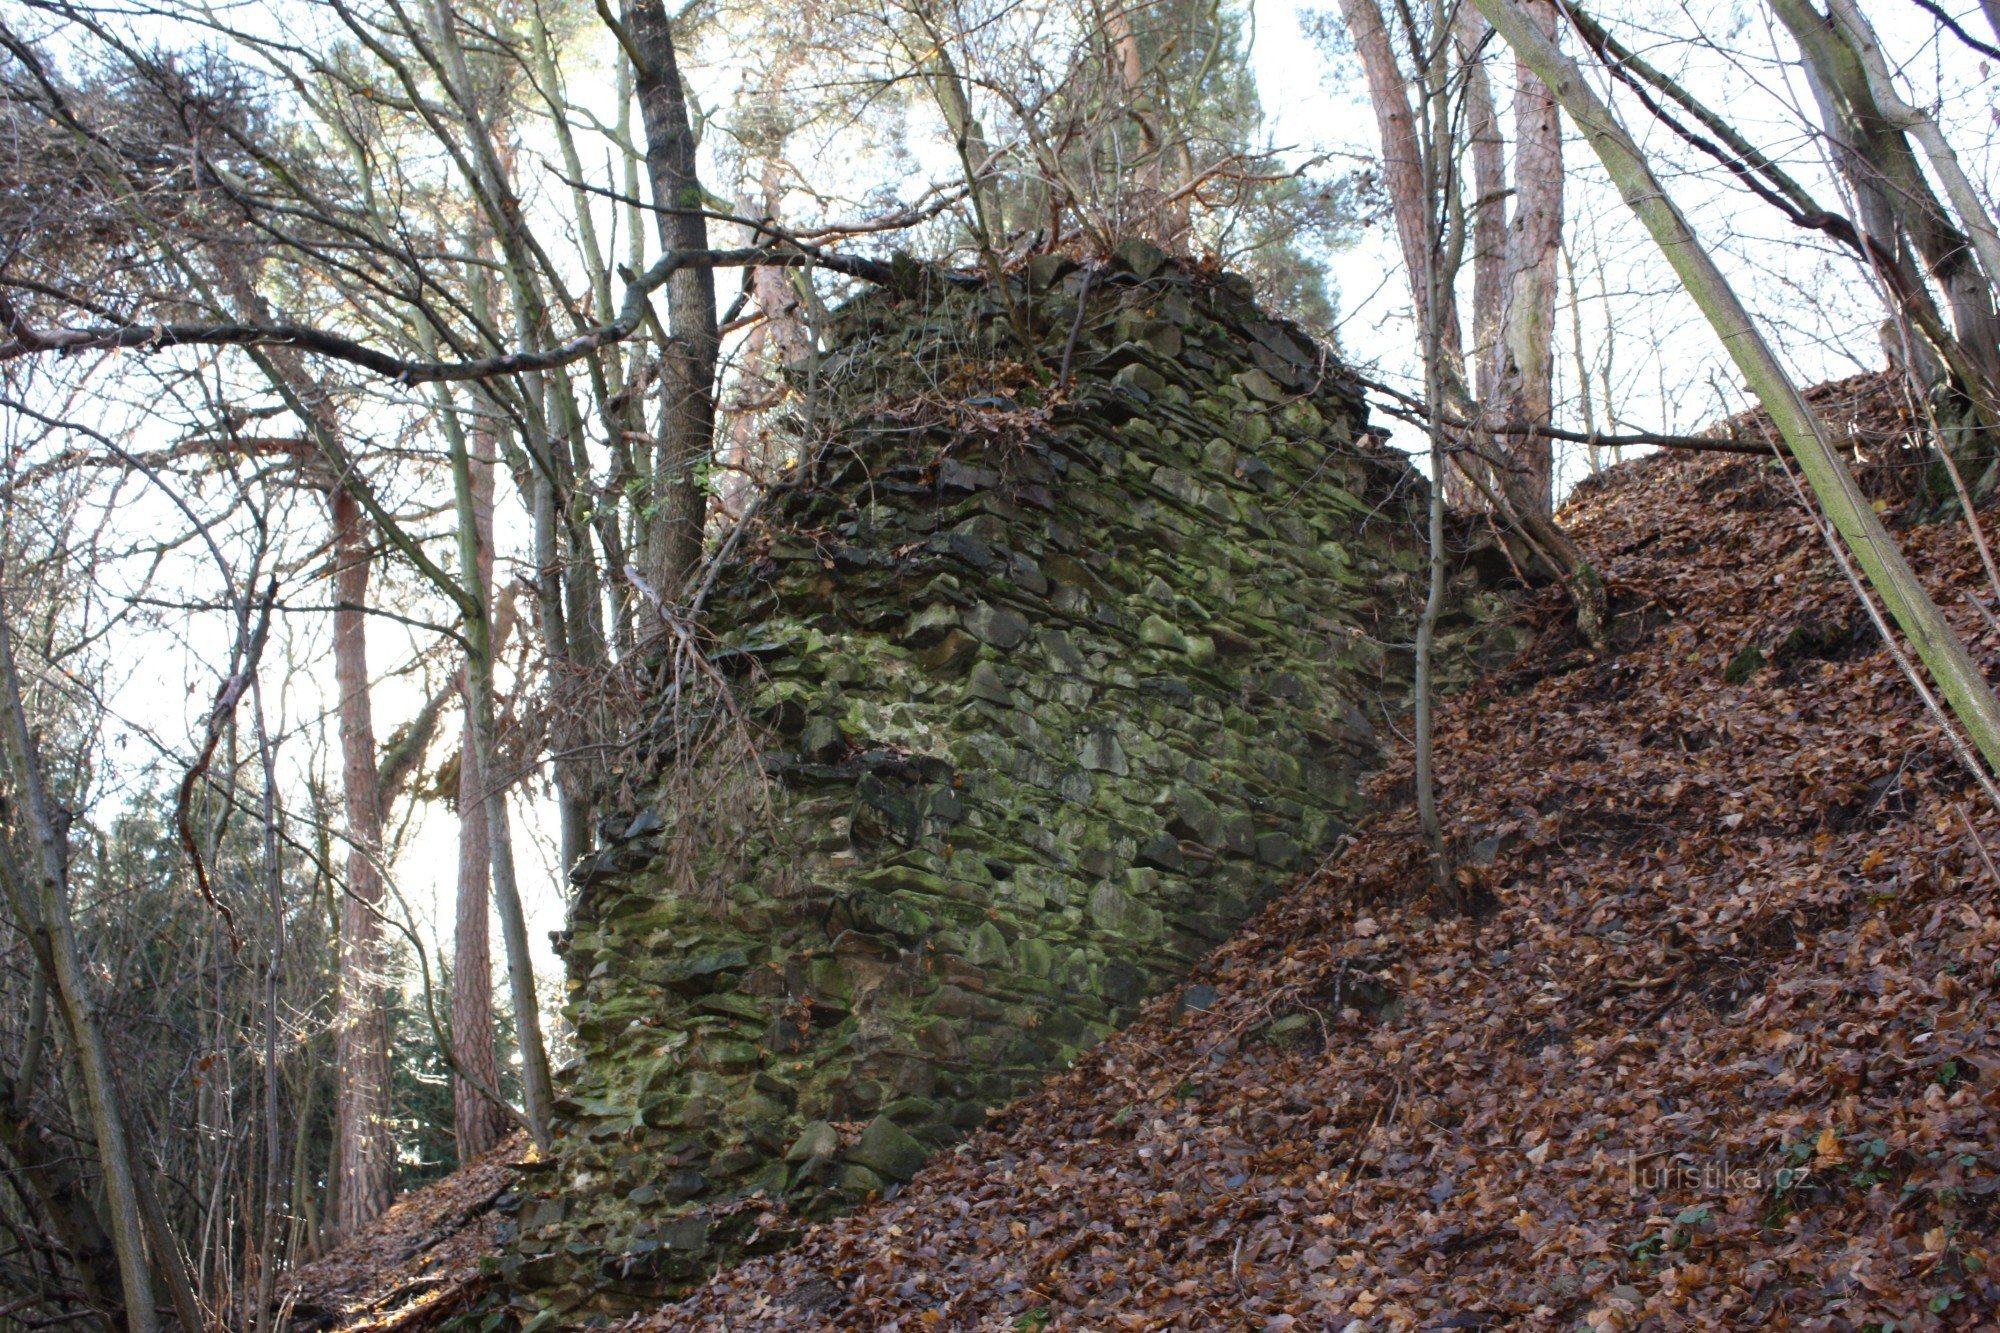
[916,18,1039,355]
[452,435,506,1163]
[1824,0,2000,313]
[328,487,394,1238]
[1104,0,1178,242]
[1452,12,1507,509]
[444,411,556,1152]
[1416,0,1457,901]
[249,678,285,1332]
[203,252,404,1241]
[1475,0,2000,772]
[1562,240,1603,472]
[1486,0,1562,515]
[626,0,720,599]
[1340,0,1605,644]
[926,28,1005,253]
[1457,12,1505,399]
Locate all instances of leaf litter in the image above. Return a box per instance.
[645,446,2000,1331]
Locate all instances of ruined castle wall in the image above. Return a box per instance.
[504,245,1525,1312]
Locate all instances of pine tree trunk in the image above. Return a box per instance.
[452,438,507,1162]
[329,487,395,1237]
[1339,0,1465,367]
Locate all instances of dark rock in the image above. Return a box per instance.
[799,716,845,762]
[1255,832,1302,868]
[1078,726,1129,775]
[784,1121,840,1164]
[660,1217,710,1252]
[1137,833,1185,871]
[849,1116,928,1181]
[965,603,1032,649]
[658,1169,708,1201]
[1111,237,1169,278]
[1176,983,1220,1015]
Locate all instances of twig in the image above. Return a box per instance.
[1058,265,1097,393]
[175,580,277,949]
[1956,804,2000,888]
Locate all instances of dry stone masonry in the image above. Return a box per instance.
[502,243,1527,1315]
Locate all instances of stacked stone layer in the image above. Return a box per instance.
[506,245,1527,1311]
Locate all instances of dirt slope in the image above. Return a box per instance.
[643,447,2000,1330]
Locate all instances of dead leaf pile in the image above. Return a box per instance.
[645,449,2000,1330]
[283,1135,525,1331]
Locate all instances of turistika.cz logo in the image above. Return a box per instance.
[1617,1153,1811,1193]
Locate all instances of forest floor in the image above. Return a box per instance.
[282,1134,524,1331]
[293,379,2000,1329]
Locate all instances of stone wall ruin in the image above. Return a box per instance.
[501,244,1527,1315]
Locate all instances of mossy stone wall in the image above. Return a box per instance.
[502,245,1526,1315]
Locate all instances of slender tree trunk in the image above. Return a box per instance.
[1457,13,1505,390]
[1486,0,1562,515]
[447,417,556,1151]
[1824,0,2000,308]
[207,252,403,1241]
[1339,0,1605,644]
[328,487,395,1238]
[1416,0,1456,900]
[1474,0,2000,773]
[627,0,720,599]
[1452,13,1507,509]
[1562,240,1603,472]
[926,30,1005,252]
[249,679,285,1332]
[452,435,507,1163]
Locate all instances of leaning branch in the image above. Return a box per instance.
[0,244,922,382]
[1356,373,1775,455]
[1472,0,2000,774]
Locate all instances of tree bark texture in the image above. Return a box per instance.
[1485,0,1562,515]
[329,486,395,1238]
[628,0,720,598]
[452,436,508,1162]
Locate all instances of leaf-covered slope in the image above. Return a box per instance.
[649,449,2000,1330]
[281,1135,523,1331]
